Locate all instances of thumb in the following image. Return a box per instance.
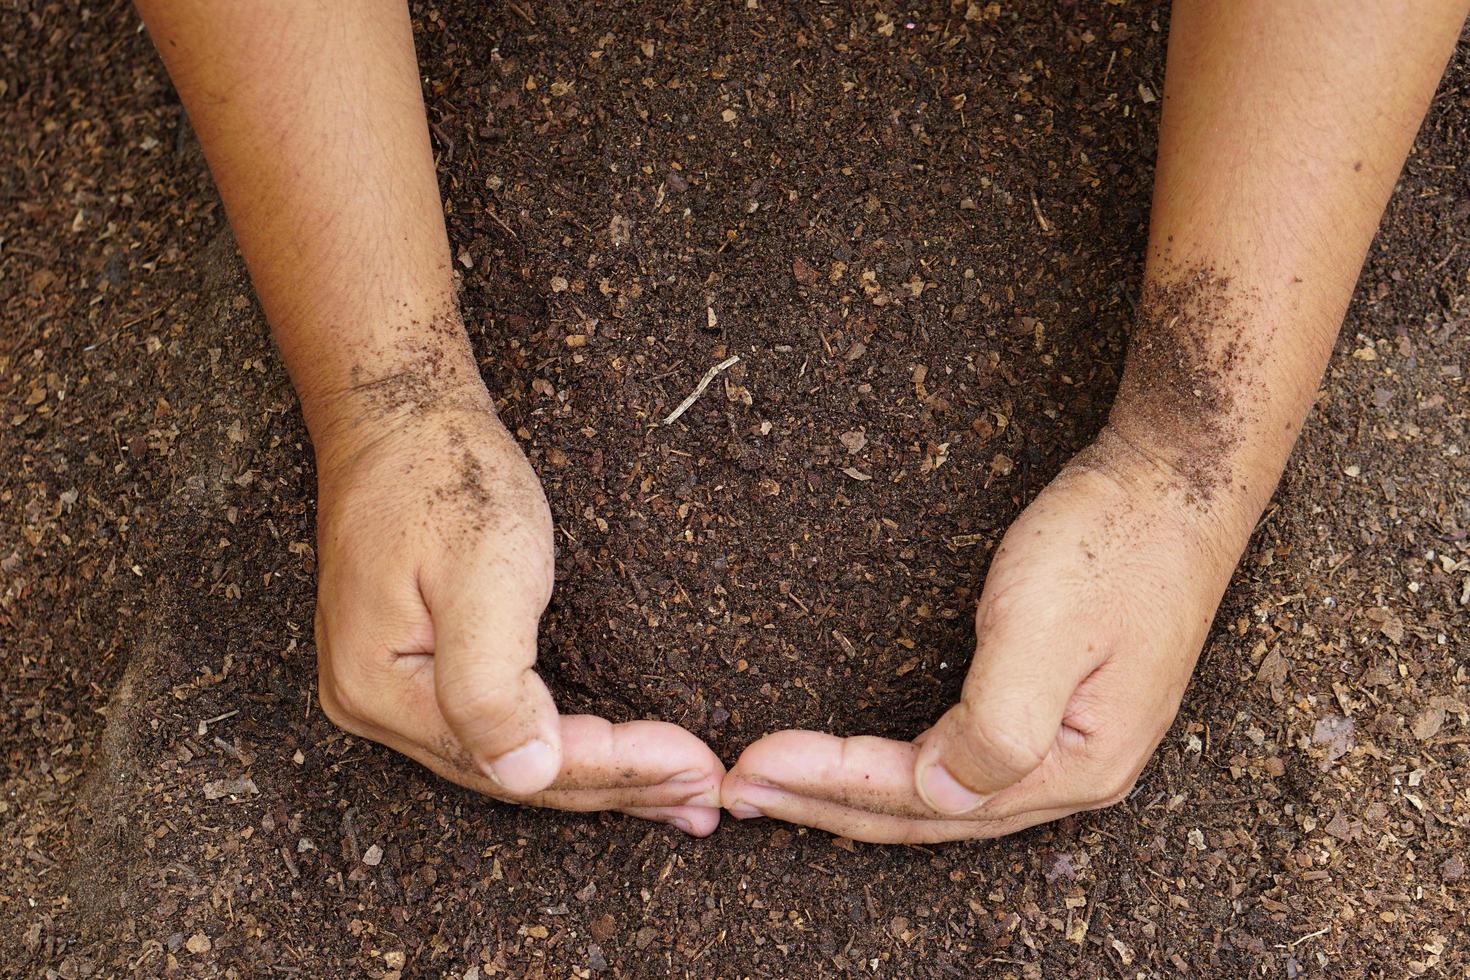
[426,576,562,797]
[913,610,1089,815]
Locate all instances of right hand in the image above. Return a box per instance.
[721,428,1249,843]
[312,375,724,835]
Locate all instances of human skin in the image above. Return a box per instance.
[721,0,1470,842]
[132,0,725,835]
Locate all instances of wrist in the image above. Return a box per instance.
[1105,263,1324,531]
[1069,422,1268,560]
[300,336,493,478]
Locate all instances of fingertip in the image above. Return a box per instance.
[664,767,722,808]
[435,662,564,793]
[622,804,721,837]
[729,728,819,777]
[913,720,989,815]
[719,774,774,821]
[929,690,1060,803]
[678,806,722,837]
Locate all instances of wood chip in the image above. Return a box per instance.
[202,777,258,800]
[1411,707,1445,741]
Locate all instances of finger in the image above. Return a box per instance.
[728,729,1079,822]
[370,715,723,809]
[914,595,1097,814]
[722,772,1085,845]
[423,572,562,795]
[620,805,722,838]
[350,657,725,816]
[726,728,1113,842]
[523,715,724,810]
[728,730,931,816]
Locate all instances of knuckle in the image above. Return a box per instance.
[318,672,367,733]
[437,683,518,738]
[963,712,1049,781]
[316,644,378,733]
[1089,770,1139,809]
[314,613,362,728]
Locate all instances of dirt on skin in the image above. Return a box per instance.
[1112,263,1256,502]
[3,2,1469,978]
[340,308,483,420]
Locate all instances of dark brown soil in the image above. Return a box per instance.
[3,2,1468,977]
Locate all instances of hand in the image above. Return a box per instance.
[312,378,724,835]
[721,427,1253,843]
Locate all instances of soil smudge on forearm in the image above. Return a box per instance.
[1110,263,1263,502]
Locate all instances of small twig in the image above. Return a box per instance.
[1196,795,1264,806]
[128,942,163,972]
[1029,189,1051,233]
[280,845,300,879]
[661,355,739,425]
[341,807,362,864]
[1283,925,1332,949]
[486,208,520,242]
[212,736,244,762]
[1431,242,1458,271]
[197,708,239,735]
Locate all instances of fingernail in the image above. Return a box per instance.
[483,739,557,792]
[666,817,694,834]
[727,802,763,820]
[667,769,708,785]
[918,763,988,815]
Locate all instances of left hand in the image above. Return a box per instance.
[313,376,725,836]
[721,427,1255,843]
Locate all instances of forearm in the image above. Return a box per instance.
[134,0,478,452]
[1112,0,1468,521]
